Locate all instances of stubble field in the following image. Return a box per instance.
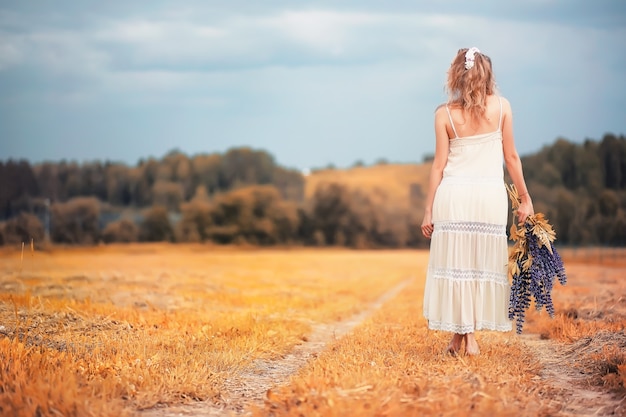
[0,244,624,416]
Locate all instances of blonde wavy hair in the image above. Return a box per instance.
[446,48,496,124]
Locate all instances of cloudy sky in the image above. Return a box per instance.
[0,1,625,170]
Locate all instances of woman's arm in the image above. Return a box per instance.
[421,107,450,238]
[501,97,534,223]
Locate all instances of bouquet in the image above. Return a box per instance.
[506,184,567,334]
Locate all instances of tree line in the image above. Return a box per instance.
[1,134,625,247]
[0,146,425,248]
[520,133,626,246]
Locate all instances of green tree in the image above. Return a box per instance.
[152,180,184,212]
[553,188,576,244]
[0,213,44,245]
[598,189,619,217]
[102,218,139,243]
[309,183,376,247]
[139,206,173,242]
[176,187,212,242]
[272,167,305,201]
[80,162,107,200]
[190,153,222,195]
[598,133,626,189]
[51,197,101,244]
[105,164,134,206]
[0,160,39,220]
[219,148,275,189]
[206,185,298,245]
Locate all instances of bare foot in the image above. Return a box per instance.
[446,333,464,355]
[464,333,480,356]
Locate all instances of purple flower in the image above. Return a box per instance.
[508,220,567,334]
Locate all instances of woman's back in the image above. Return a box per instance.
[441,95,505,181]
[445,94,503,139]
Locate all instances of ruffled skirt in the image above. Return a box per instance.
[423,177,512,333]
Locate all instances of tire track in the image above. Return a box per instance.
[521,333,626,416]
[141,277,413,417]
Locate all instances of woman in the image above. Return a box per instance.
[421,47,534,356]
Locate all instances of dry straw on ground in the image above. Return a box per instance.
[0,244,624,416]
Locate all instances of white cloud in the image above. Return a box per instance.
[78,10,460,72]
[0,2,624,166]
[6,7,615,78]
[261,10,380,53]
[0,37,22,69]
[2,7,622,102]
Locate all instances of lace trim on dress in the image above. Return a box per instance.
[430,268,508,284]
[440,176,504,185]
[434,221,506,236]
[449,133,503,147]
[427,319,512,334]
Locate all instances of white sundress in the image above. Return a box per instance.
[423,97,512,334]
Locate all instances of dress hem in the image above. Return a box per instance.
[425,318,512,334]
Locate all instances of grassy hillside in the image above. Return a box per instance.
[305,163,432,208]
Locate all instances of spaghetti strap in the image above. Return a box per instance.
[497,96,503,131]
[445,105,459,138]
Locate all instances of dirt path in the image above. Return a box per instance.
[141,277,413,417]
[521,260,626,417]
[141,263,626,417]
[521,333,626,416]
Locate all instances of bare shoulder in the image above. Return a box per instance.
[434,104,448,119]
[433,105,450,129]
[498,95,512,111]
[434,103,448,113]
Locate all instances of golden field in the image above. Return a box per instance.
[0,244,624,416]
[305,163,432,208]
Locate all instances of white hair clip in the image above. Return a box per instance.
[465,47,481,70]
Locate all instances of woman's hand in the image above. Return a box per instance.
[517,200,534,224]
[421,212,434,239]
